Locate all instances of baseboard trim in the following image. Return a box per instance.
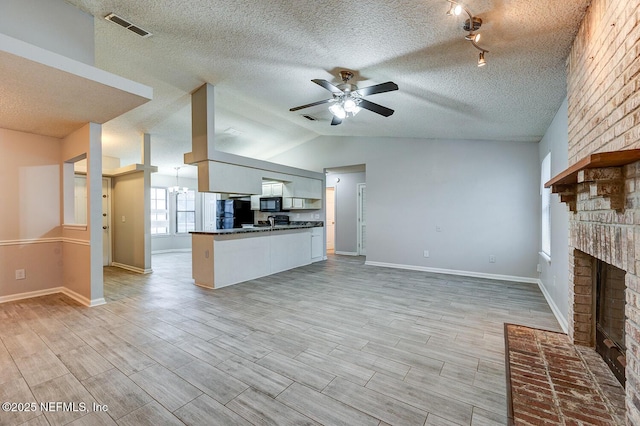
[335,251,359,256]
[0,287,62,304]
[111,262,153,274]
[60,287,106,307]
[152,249,192,254]
[536,279,569,333]
[0,287,105,307]
[364,261,539,284]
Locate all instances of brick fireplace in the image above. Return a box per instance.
[554,0,640,423]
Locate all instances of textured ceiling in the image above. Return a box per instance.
[62,0,590,177]
[0,34,151,139]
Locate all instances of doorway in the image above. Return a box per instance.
[102,177,112,266]
[326,187,335,253]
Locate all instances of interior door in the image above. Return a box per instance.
[326,187,335,252]
[102,177,111,266]
[357,183,366,256]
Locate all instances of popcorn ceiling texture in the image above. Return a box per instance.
[59,0,590,173]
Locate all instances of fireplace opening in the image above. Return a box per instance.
[595,259,627,386]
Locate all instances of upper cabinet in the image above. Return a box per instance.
[287,176,322,199]
[262,182,284,197]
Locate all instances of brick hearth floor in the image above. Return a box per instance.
[505,324,626,425]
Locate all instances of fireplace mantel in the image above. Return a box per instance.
[544,148,640,212]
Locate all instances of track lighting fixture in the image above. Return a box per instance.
[446,0,490,67]
[478,51,486,67]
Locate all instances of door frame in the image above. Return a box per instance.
[357,183,366,256]
[102,177,112,266]
[325,187,336,252]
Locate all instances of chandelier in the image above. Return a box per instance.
[168,166,188,194]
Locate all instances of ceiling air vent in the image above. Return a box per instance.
[104,13,152,38]
[302,114,318,121]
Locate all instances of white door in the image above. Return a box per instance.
[326,187,335,252]
[357,183,366,256]
[102,177,111,266]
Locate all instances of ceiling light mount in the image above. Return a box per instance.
[445,1,490,67]
[463,17,482,32]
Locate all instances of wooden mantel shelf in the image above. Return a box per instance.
[545,149,640,188]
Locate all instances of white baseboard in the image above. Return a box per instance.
[364,261,540,284]
[0,287,105,307]
[61,287,106,307]
[152,249,192,254]
[111,262,153,274]
[536,279,569,333]
[0,287,63,304]
[364,261,569,331]
[335,251,359,256]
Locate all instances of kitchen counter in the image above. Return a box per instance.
[191,222,324,289]
[191,221,323,235]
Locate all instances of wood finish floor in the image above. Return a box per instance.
[0,253,561,426]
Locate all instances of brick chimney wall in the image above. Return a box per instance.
[567,0,640,423]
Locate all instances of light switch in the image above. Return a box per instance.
[121,216,126,223]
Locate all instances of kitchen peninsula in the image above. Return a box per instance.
[191,222,324,289]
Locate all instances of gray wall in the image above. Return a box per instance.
[538,98,570,330]
[271,136,541,280]
[1,0,95,64]
[326,171,366,254]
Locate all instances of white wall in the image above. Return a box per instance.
[271,136,541,280]
[538,98,570,331]
[326,171,366,254]
[0,0,95,65]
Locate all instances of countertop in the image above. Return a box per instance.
[191,221,323,236]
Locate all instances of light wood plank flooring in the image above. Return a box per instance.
[0,253,561,425]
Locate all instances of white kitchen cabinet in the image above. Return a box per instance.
[203,161,263,195]
[311,227,324,262]
[262,182,284,197]
[292,177,323,199]
[192,228,314,289]
[250,195,261,210]
[283,197,322,210]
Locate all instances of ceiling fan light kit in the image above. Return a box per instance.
[445,0,489,67]
[290,70,398,126]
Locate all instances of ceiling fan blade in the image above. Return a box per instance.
[355,81,398,97]
[312,79,343,94]
[289,98,333,112]
[359,99,394,117]
[331,116,343,126]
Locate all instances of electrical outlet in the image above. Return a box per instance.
[15,269,26,280]
[536,263,542,272]
[423,250,430,258]
[489,255,496,263]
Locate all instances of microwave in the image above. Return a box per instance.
[260,197,286,212]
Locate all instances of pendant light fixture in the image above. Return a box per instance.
[445,0,489,67]
[168,166,188,194]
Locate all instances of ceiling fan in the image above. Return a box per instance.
[290,71,398,126]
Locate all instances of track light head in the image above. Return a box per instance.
[478,51,487,67]
[465,33,480,42]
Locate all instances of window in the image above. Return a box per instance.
[151,187,169,235]
[176,190,196,233]
[541,153,551,257]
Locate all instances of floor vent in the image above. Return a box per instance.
[104,13,152,38]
